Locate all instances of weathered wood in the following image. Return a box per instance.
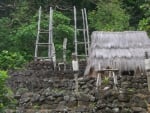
[74,6,77,56]
[145,59,150,71]
[112,71,118,90]
[73,7,89,58]
[147,72,150,92]
[77,55,88,57]
[74,73,79,94]
[98,69,119,73]
[72,60,79,72]
[63,38,67,71]
[145,52,150,92]
[63,38,67,50]
[84,8,90,55]
[34,6,56,64]
[72,52,79,94]
[81,9,88,56]
[97,67,119,90]
[96,73,101,90]
[52,43,56,69]
[48,7,53,60]
[34,6,41,60]
[96,64,101,89]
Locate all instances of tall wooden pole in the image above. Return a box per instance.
[74,6,77,56]
[145,51,150,91]
[81,9,88,57]
[48,7,53,60]
[84,8,90,55]
[63,38,67,71]
[35,6,41,60]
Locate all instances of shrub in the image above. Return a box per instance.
[0,50,26,70]
[0,71,15,112]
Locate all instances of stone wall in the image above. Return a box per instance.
[7,61,150,113]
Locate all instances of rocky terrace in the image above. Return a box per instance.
[6,61,150,113]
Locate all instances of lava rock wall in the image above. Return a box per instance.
[7,61,150,113]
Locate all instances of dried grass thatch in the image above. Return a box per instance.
[85,31,150,75]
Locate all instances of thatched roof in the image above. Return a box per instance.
[85,31,150,75]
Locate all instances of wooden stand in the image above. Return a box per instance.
[144,52,150,92]
[146,71,150,92]
[97,69,119,90]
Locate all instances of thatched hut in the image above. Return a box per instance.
[84,31,150,76]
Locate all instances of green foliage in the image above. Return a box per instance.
[89,0,129,31]
[10,6,74,60]
[0,71,15,112]
[120,0,146,29]
[102,76,110,85]
[53,11,74,60]
[10,1,34,24]
[0,17,13,51]
[14,21,37,56]
[138,1,150,35]
[0,0,150,63]
[33,104,40,110]
[0,51,26,70]
[138,18,150,32]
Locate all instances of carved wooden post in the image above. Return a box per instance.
[72,53,79,94]
[63,38,67,71]
[96,64,101,90]
[145,51,150,91]
[112,71,118,90]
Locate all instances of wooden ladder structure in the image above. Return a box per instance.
[73,6,90,58]
[34,6,56,62]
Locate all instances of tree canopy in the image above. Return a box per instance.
[89,0,129,31]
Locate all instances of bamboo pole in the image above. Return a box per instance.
[63,38,67,71]
[48,7,53,60]
[35,6,41,60]
[84,8,90,55]
[74,6,78,56]
[81,9,88,57]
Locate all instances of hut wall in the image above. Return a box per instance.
[85,31,150,76]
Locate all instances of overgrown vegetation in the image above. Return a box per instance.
[89,0,129,31]
[0,0,150,66]
[0,51,26,70]
[0,71,16,112]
